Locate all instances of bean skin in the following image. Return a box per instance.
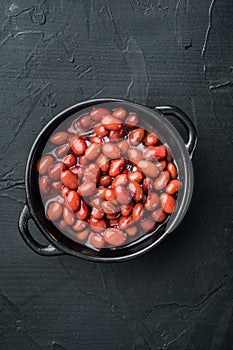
[89,232,105,249]
[91,207,105,219]
[129,128,145,146]
[119,216,133,229]
[76,200,89,220]
[144,146,166,161]
[50,132,69,145]
[128,181,143,201]
[127,148,143,164]
[114,185,132,205]
[154,171,170,191]
[101,115,122,131]
[78,181,97,197]
[39,176,51,195]
[65,190,81,212]
[139,217,156,233]
[99,175,112,187]
[137,160,159,178]
[126,113,139,130]
[167,162,177,179]
[112,108,127,120]
[55,144,70,158]
[121,202,133,216]
[145,192,159,211]
[83,163,100,183]
[126,225,138,236]
[166,179,180,195]
[143,178,153,193]
[47,202,63,221]
[160,193,176,214]
[118,139,129,154]
[94,124,108,137]
[89,216,107,233]
[96,154,110,173]
[79,114,92,129]
[37,155,54,174]
[97,187,107,199]
[112,174,128,189]
[85,143,101,160]
[72,220,87,232]
[61,170,79,189]
[132,203,144,221]
[101,201,117,214]
[63,154,76,167]
[102,143,121,159]
[90,195,103,211]
[104,228,127,246]
[70,136,87,156]
[128,171,143,182]
[144,133,158,146]
[90,108,110,121]
[152,208,167,223]
[63,207,76,225]
[109,158,126,177]
[76,228,90,241]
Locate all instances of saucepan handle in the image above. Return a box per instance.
[155,105,197,158]
[18,205,63,256]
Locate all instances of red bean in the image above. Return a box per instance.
[166,149,172,162]
[61,186,70,197]
[167,162,177,179]
[76,200,89,220]
[83,164,100,183]
[102,143,121,159]
[114,185,132,205]
[63,207,76,225]
[108,128,125,141]
[61,170,79,189]
[126,225,138,236]
[112,108,127,120]
[76,228,90,241]
[101,201,117,214]
[94,124,108,137]
[78,181,97,197]
[89,232,105,249]
[160,193,176,214]
[126,113,139,130]
[106,212,120,220]
[152,208,167,223]
[89,216,107,233]
[109,158,126,177]
[55,144,70,158]
[137,160,159,178]
[119,216,133,229]
[70,136,87,156]
[166,180,180,195]
[63,154,76,167]
[39,176,51,195]
[127,148,143,164]
[50,132,69,145]
[102,115,122,131]
[139,217,156,233]
[105,189,116,201]
[145,192,159,211]
[128,181,143,201]
[85,143,101,160]
[154,171,170,191]
[90,108,110,121]
[70,166,81,176]
[59,220,68,230]
[144,146,166,161]
[118,139,129,154]
[121,202,133,216]
[132,203,144,221]
[112,174,128,189]
[47,202,63,221]
[109,219,119,227]
[143,177,153,193]
[48,162,66,181]
[37,155,54,174]
[128,171,143,182]
[79,114,92,129]
[97,187,107,199]
[104,228,127,246]
[99,175,112,187]
[156,160,167,171]
[51,181,62,192]
[129,128,145,146]
[79,155,88,166]
[72,220,87,232]
[144,133,158,146]
[65,191,80,212]
[96,154,110,173]
[89,135,103,144]
[91,207,105,219]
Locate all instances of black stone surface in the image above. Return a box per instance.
[0,0,233,349]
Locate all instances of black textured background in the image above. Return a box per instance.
[0,0,233,349]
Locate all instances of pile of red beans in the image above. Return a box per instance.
[37,106,180,249]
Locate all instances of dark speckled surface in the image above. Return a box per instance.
[0,0,233,349]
